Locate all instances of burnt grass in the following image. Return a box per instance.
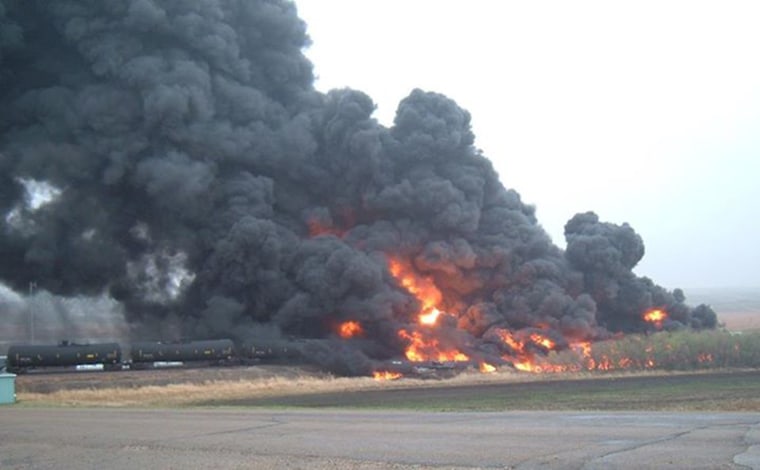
[199,369,760,411]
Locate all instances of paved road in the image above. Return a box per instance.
[1,408,758,469]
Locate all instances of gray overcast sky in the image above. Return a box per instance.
[295,0,760,290]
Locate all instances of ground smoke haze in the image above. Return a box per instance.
[0,0,717,375]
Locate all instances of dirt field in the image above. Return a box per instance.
[721,310,760,331]
[690,287,760,332]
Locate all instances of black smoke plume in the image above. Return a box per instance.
[0,0,716,375]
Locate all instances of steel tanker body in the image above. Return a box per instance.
[6,342,122,374]
[129,339,234,365]
[1,338,308,374]
[238,340,303,362]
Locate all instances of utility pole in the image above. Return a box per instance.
[29,281,37,343]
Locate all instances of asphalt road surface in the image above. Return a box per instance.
[1,408,759,469]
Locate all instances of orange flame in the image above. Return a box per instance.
[398,329,469,362]
[572,341,595,369]
[496,329,558,354]
[373,370,403,381]
[338,321,363,339]
[496,329,524,351]
[307,218,345,238]
[643,308,668,329]
[513,361,540,373]
[387,256,469,363]
[419,308,442,326]
[574,341,592,357]
[507,336,677,373]
[388,257,445,325]
[479,362,496,373]
[530,333,556,350]
[512,360,576,373]
[495,326,724,374]
[494,328,575,373]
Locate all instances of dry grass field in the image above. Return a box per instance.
[14,365,544,407]
[13,364,760,412]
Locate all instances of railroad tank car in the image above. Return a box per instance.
[237,340,303,362]
[129,339,234,365]
[6,341,122,374]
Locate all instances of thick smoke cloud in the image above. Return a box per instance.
[0,0,716,374]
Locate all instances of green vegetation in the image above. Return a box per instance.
[537,330,760,372]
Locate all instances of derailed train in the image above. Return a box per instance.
[4,339,300,374]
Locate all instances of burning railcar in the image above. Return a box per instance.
[0,1,719,378]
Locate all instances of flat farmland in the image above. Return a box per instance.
[14,364,760,412]
[689,287,760,331]
[721,310,760,331]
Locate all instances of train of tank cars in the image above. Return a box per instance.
[2,339,304,374]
